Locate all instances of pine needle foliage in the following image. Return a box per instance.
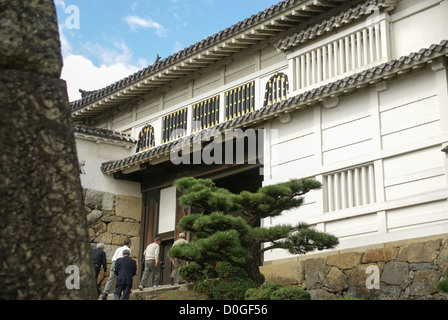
[169,177,339,286]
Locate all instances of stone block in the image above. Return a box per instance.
[92,221,107,234]
[108,221,140,237]
[86,209,103,227]
[323,267,348,292]
[115,195,142,222]
[363,247,395,263]
[374,285,401,300]
[345,264,383,288]
[346,285,372,300]
[260,261,303,285]
[88,228,96,241]
[85,189,105,210]
[327,252,363,269]
[397,240,441,263]
[381,262,409,285]
[95,232,113,245]
[304,258,326,289]
[408,270,440,296]
[436,239,448,270]
[112,234,128,246]
[309,289,337,300]
[102,192,115,211]
[101,214,124,223]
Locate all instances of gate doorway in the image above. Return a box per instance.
[159,239,174,285]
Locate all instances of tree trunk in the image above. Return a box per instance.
[243,242,263,287]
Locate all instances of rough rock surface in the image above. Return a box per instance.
[0,0,96,299]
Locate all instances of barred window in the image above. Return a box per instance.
[263,72,289,107]
[136,124,155,153]
[192,95,220,133]
[162,108,188,143]
[323,163,376,213]
[225,81,255,121]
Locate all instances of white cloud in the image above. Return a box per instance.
[124,15,167,37]
[82,39,136,66]
[54,0,66,8]
[59,28,146,102]
[61,54,141,102]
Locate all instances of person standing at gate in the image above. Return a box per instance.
[113,250,137,300]
[101,238,132,300]
[92,243,107,296]
[139,237,161,290]
[170,233,188,285]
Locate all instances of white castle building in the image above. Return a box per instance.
[71,0,448,290]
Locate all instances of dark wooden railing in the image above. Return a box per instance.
[225,81,255,121]
[192,95,220,133]
[162,108,188,143]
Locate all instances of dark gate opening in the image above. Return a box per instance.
[159,239,174,285]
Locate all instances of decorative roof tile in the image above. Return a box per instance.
[274,0,379,52]
[74,124,136,144]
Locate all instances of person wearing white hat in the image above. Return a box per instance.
[170,233,188,285]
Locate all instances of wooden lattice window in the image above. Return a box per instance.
[323,163,376,213]
[192,95,220,133]
[225,81,255,121]
[162,108,188,143]
[136,124,155,153]
[263,72,289,107]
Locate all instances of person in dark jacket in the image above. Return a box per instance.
[92,243,107,296]
[113,249,137,300]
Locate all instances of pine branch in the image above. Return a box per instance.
[171,176,338,285]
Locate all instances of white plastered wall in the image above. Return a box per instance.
[263,67,448,262]
[75,138,141,197]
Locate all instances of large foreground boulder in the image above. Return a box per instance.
[0,0,97,299]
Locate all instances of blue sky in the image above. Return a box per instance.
[55,0,281,101]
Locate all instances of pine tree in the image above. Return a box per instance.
[168,177,339,286]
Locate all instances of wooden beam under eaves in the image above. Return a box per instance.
[158,71,180,80]
[205,49,233,57]
[280,14,305,24]
[226,38,256,49]
[312,0,336,8]
[150,76,172,83]
[187,59,210,67]
[245,31,268,41]
[219,43,243,52]
[195,54,221,63]
[270,18,298,28]
[169,66,194,75]
[257,25,283,36]
[291,9,315,18]
[129,85,150,93]
[176,63,200,72]
[261,23,286,32]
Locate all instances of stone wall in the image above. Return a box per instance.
[261,234,448,300]
[84,188,142,289]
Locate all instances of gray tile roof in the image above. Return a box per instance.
[70,0,359,112]
[100,40,448,174]
[74,123,136,144]
[275,0,372,52]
